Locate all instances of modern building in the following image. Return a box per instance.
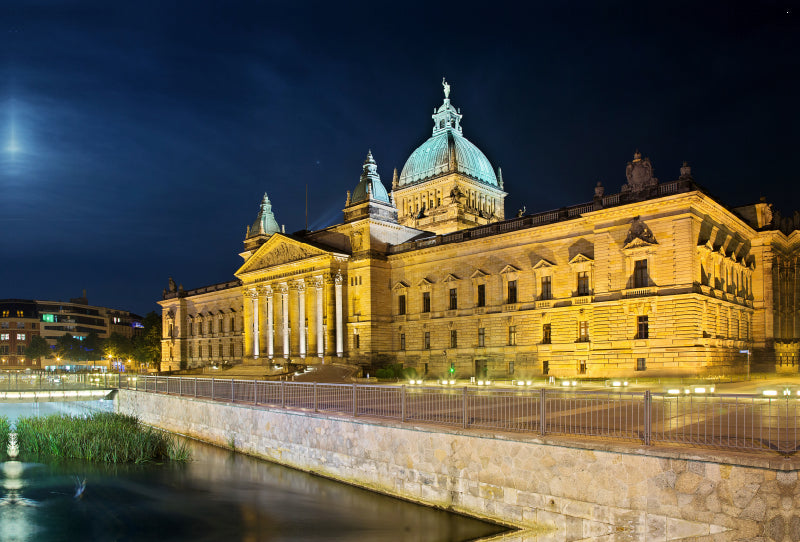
[0,293,144,370]
[159,82,799,378]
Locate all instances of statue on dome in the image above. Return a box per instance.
[442,77,450,99]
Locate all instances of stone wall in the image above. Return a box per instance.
[117,390,800,542]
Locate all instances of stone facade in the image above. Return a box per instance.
[158,85,800,377]
[117,390,800,541]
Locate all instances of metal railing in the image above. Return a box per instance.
[118,375,800,456]
[0,372,119,391]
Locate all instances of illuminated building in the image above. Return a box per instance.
[159,83,799,377]
[0,293,144,370]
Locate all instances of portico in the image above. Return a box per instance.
[237,234,348,363]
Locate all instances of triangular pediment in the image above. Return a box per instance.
[500,264,520,275]
[623,237,656,250]
[392,281,410,291]
[417,277,433,287]
[532,258,555,270]
[236,234,330,277]
[442,273,460,283]
[569,253,593,264]
[470,269,488,279]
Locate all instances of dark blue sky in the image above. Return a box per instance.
[1,1,797,317]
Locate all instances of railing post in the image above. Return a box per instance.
[314,382,318,412]
[178,377,182,396]
[463,387,468,428]
[401,385,406,422]
[211,378,215,400]
[539,388,547,435]
[232,380,235,403]
[254,380,258,406]
[643,390,652,445]
[194,377,197,398]
[352,383,357,417]
[281,380,286,408]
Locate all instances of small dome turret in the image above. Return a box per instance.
[247,192,280,238]
[349,150,391,205]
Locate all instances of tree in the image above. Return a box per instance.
[133,311,162,372]
[82,332,102,361]
[56,334,82,361]
[103,332,134,366]
[26,335,51,364]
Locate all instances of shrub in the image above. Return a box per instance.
[0,416,10,457]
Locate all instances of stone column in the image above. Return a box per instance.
[279,283,289,358]
[265,287,274,359]
[297,279,306,359]
[335,271,343,357]
[314,276,324,358]
[249,288,260,359]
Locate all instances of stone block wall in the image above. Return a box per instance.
[117,390,800,541]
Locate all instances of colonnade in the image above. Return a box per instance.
[246,272,344,360]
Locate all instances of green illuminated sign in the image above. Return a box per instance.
[42,314,55,323]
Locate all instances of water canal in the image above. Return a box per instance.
[1,401,508,542]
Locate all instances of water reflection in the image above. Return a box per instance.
[1,402,507,542]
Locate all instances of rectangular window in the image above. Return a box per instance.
[542,360,549,375]
[189,322,194,336]
[16,333,25,341]
[42,314,55,323]
[508,325,517,346]
[422,292,431,313]
[636,358,646,371]
[354,333,360,349]
[450,330,458,348]
[0,346,7,355]
[637,315,649,339]
[577,271,589,295]
[541,276,552,300]
[508,361,514,375]
[634,259,648,288]
[0,322,8,329]
[16,345,25,355]
[230,316,235,332]
[400,333,405,351]
[578,360,587,375]
[477,284,486,307]
[0,333,8,341]
[478,327,485,347]
[398,294,406,315]
[578,321,589,342]
[507,280,517,304]
[449,288,458,310]
[542,323,551,344]
[424,331,431,350]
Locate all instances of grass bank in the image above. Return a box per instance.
[15,412,190,463]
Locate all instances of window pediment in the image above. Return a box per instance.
[417,277,433,288]
[393,281,410,291]
[442,273,460,283]
[623,217,658,250]
[532,258,555,270]
[500,264,520,275]
[568,253,593,265]
[470,269,489,279]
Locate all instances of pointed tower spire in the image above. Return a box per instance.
[246,192,281,238]
[497,167,504,190]
[392,168,398,190]
[348,150,391,206]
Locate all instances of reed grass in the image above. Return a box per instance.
[0,416,10,455]
[15,412,190,463]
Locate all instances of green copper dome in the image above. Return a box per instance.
[398,83,498,188]
[248,192,280,237]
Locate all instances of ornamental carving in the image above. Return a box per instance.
[623,151,658,193]
[252,242,319,270]
[624,216,658,248]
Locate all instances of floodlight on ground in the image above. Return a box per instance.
[667,389,681,395]
[763,390,778,396]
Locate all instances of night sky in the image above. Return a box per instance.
[1,1,798,317]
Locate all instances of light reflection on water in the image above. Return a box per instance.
[1,402,508,542]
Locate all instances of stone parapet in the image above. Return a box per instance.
[117,390,800,541]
